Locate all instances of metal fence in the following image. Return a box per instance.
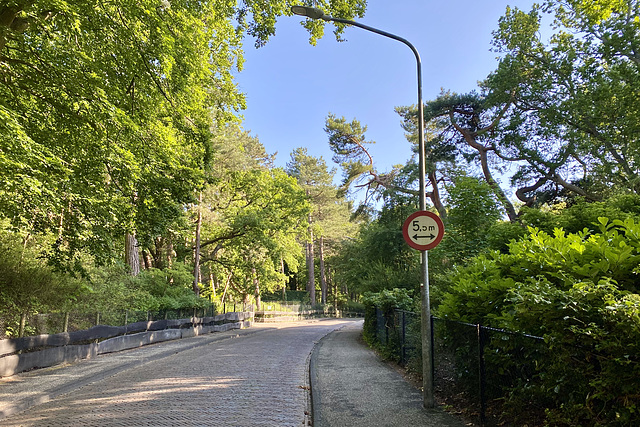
[3,305,217,338]
[369,308,550,426]
[2,301,362,339]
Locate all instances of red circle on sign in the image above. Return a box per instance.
[402,211,445,251]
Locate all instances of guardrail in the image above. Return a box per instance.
[0,312,253,378]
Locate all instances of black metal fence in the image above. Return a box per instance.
[369,308,550,426]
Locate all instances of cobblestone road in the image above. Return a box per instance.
[0,319,356,427]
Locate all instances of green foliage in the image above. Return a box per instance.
[133,263,208,311]
[485,220,528,253]
[0,231,86,318]
[261,290,310,303]
[331,199,420,296]
[362,288,414,358]
[362,288,414,314]
[437,173,502,264]
[339,300,365,313]
[484,194,640,254]
[486,0,640,201]
[80,264,154,313]
[438,217,640,425]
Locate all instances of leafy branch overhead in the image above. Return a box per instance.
[324,113,416,203]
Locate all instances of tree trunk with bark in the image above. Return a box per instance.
[253,267,261,311]
[307,228,316,305]
[193,191,202,296]
[319,236,327,304]
[125,233,140,276]
[281,257,287,300]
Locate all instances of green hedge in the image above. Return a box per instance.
[438,218,640,426]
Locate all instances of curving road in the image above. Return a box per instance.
[0,319,356,427]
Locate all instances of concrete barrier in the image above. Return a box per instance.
[0,312,254,378]
[0,344,98,378]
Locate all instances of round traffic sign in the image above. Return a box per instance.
[402,211,445,251]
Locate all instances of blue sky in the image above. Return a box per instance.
[235,0,537,181]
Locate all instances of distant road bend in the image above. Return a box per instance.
[0,318,356,427]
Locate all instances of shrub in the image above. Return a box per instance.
[362,288,415,359]
[438,218,640,426]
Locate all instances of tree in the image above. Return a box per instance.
[286,147,338,305]
[325,113,456,220]
[0,0,368,272]
[436,171,502,265]
[485,0,640,201]
[331,196,420,297]
[398,91,520,222]
[1,1,242,272]
[193,165,309,305]
[325,114,416,201]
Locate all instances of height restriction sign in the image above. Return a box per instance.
[402,211,445,251]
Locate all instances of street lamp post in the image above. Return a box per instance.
[291,6,434,409]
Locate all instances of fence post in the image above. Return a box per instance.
[402,310,407,365]
[95,312,101,326]
[385,313,389,345]
[477,324,487,426]
[376,308,383,344]
[63,312,70,333]
[124,310,129,327]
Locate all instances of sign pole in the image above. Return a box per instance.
[290,5,436,409]
[421,249,433,407]
[402,210,444,408]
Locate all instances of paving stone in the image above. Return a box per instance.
[0,319,354,427]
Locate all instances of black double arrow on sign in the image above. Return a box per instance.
[413,233,436,241]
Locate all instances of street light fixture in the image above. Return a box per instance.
[291,5,329,20]
[291,6,434,409]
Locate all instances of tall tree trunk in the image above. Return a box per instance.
[280,257,287,300]
[166,235,174,269]
[152,237,163,269]
[142,249,152,270]
[332,268,338,316]
[193,191,202,296]
[319,236,327,305]
[428,171,447,220]
[307,228,316,305]
[210,272,216,299]
[19,312,27,338]
[456,126,520,223]
[125,233,140,276]
[253,267,261,311]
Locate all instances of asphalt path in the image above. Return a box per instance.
[311,320,466,427]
